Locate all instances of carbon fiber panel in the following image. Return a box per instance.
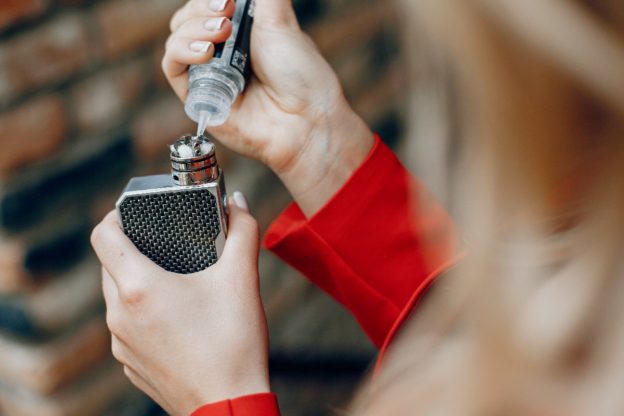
[118,188,221,274]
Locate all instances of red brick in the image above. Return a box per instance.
[71,59,148,133]
[0,317,110,394]
[0,215,90,296]
[132,94,195,160]
[0,95,67,177]
[0,361,131,416]
[0,13,90,103]
[14,259,102,334]
[95,0,184,60]
[56,0,98,6]
[0,240,29,293]
[0,0,49,32]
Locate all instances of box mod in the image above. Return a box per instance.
[116,135,228,274]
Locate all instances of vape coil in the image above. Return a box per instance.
[170,135,219,186]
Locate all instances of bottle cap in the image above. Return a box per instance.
[184,77,235,126]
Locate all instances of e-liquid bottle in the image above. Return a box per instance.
[185,0,255,134]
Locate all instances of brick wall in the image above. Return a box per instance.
[0,0,408,414]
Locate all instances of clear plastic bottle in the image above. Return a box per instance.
[185,0,254,134]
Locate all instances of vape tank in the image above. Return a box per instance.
[116,135,228,274]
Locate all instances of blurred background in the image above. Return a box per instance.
[0,0,412,414]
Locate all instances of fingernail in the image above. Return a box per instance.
[204,17,227,31]
[189,41,213,54]
[209,0,228,12]
[232,192,249,211]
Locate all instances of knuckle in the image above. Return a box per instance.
[105,310,123,334]
[169,12,180,32]
[111,340,127,365]
[90,213,117,247]
[177,17,196,32]
[119,279,147,306]
[164,33,177,51]
[170,2,189,31]
[103,210,119,227]
[189,0,204,12]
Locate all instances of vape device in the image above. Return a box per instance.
[116,135,228,274]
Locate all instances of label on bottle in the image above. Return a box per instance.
[209,0,253,80]
[230,0,254,79]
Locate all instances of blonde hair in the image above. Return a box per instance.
[353,0,624,414]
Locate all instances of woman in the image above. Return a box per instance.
[90,0,624,414]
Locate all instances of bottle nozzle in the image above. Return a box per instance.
[197,111,211,136]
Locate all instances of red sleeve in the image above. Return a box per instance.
[191,393,280,416]
[263,135,458,347]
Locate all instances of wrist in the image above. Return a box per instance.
[276,97,375,217]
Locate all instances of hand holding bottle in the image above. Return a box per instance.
[162,0,374,216]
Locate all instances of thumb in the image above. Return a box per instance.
[254,0,300,29]
[220,191,260,267]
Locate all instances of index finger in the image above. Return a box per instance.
[91,211,159,286]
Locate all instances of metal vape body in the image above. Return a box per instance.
[116,136,227,274]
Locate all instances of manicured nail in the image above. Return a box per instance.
[205,17,227,31]
[209,0,228,12]
[189,41,213,54]
[232,192,249,211]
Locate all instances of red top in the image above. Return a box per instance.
[192,135,459,416]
